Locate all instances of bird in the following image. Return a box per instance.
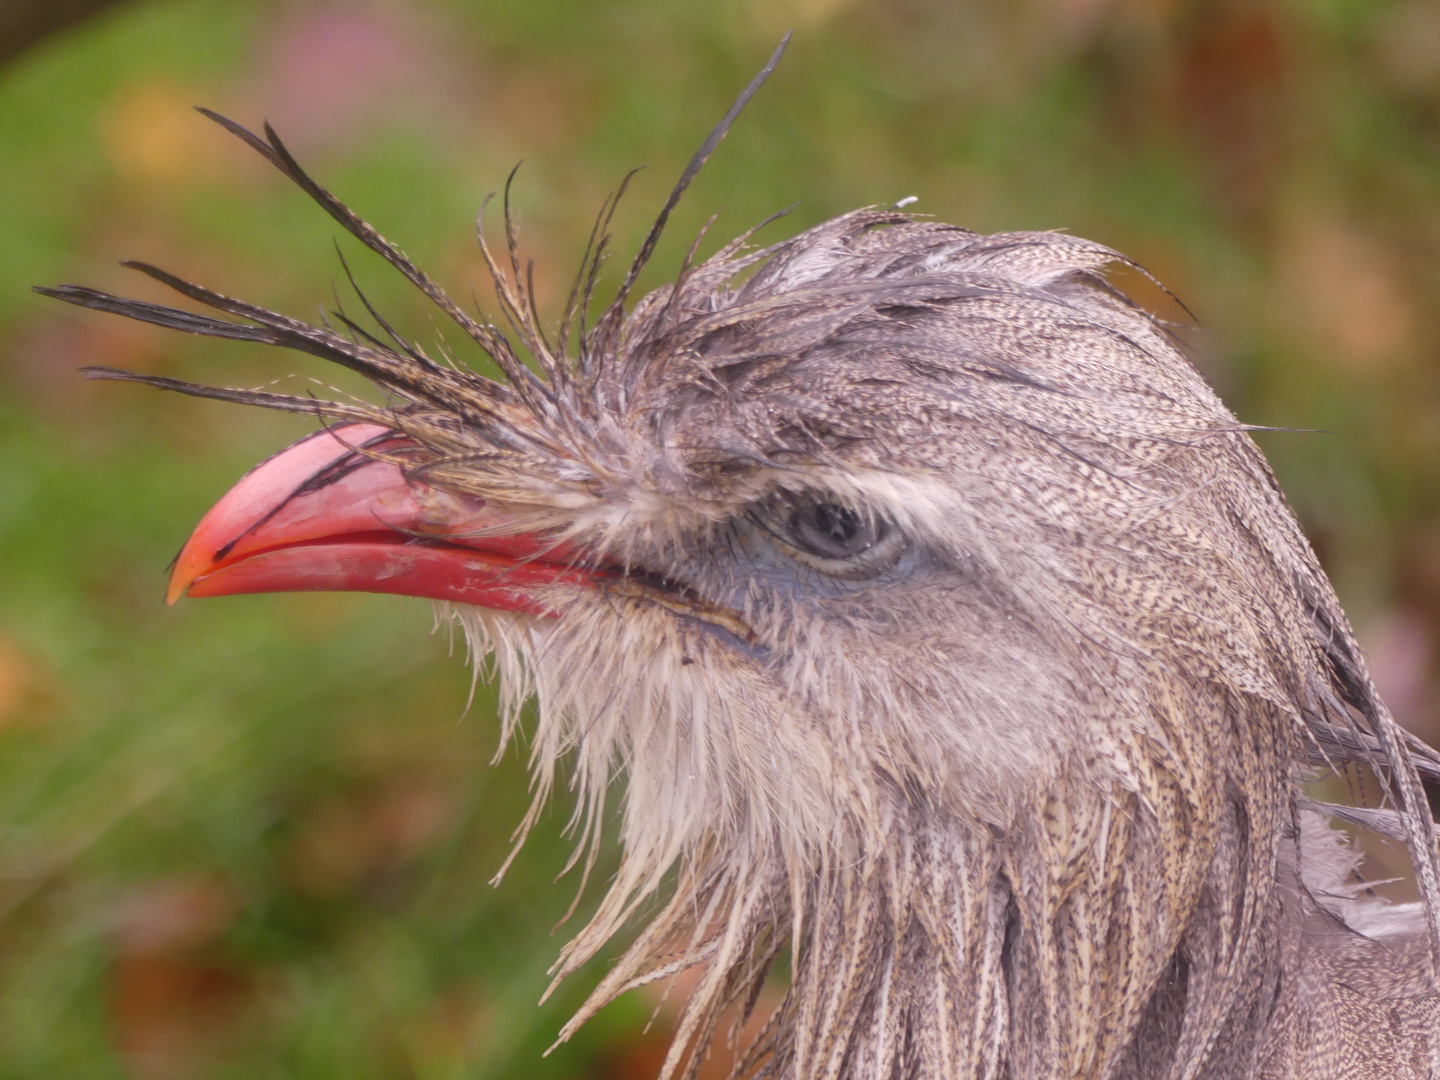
[37,48,1440,1080]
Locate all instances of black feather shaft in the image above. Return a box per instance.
[80,366,381,422]
[591,32,792,349]
[194,108,524,377]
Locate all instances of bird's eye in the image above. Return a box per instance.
[790,501,877,559]
[764,494,907,577]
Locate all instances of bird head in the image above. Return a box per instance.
[40,92,1440,1080]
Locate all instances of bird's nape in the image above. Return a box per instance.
[38,68,1440,1080]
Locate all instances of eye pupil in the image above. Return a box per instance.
[814,504,860,545]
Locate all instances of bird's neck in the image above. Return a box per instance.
[629,723,1301,1080]
[765,780,1290,1079]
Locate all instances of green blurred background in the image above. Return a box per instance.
[1,0,1438,1076]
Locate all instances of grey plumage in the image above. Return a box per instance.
[39,103,1440,1078]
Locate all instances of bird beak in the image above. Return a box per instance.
[167,423,596,616]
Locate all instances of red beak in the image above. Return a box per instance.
[167,423,596,616]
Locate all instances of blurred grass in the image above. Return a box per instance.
[1,0,1438,1077]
